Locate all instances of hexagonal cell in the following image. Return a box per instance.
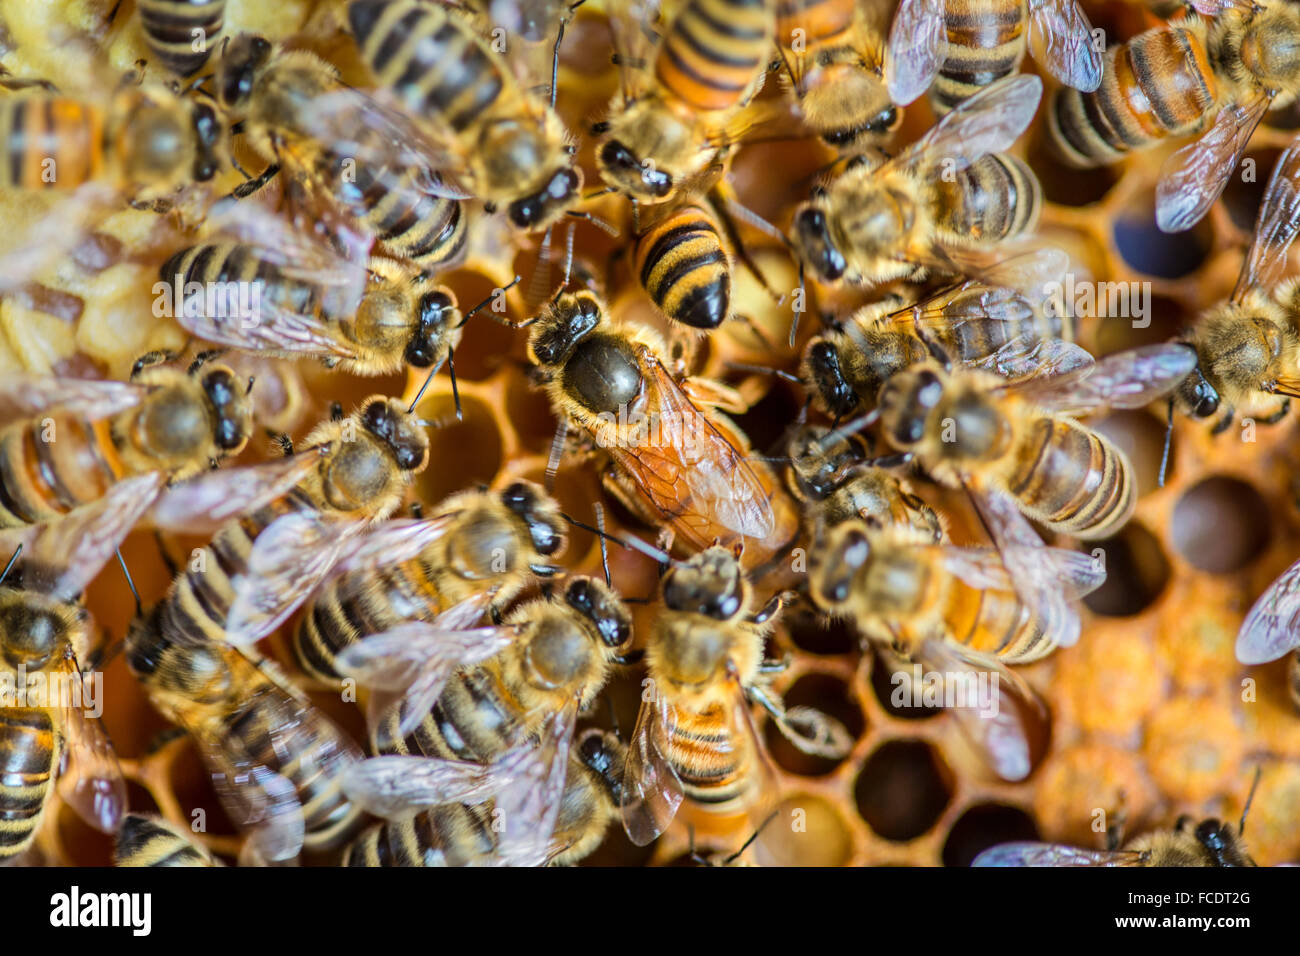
[1113,197,1212,278]
[1089,294,1185,358]
[941,803,1040,867]
[764,672,864,776]
[869,647,943,721]
[1222,149,1279,232]
[783,604,858,656]
[413,394,504,504]
[1027,136,1118,208]
[505,371,561,453]
[854,740,953,841]
[1172,477,1271,574]
[751,794,854,866]
[1082,522,1171,617]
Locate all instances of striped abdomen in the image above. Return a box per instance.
[294,558,439,682]
[138,0,226,77]
[114,814,216,866]
[944,579,1055,663]
[355,164,468,271]
[775,0,855,48]
[343,802,496,866]
[935,153,1041,242]
[655,0,775,112]
[665,703,756,810]
[376,666,522,761]
[1047,26,1216,167]
[634,205,731,330]
[0,708,57,860]
[931,0,1026,115]
[349,0,507,135]
[936,288,1076,364]
[0,97,105,189]
[1005,417,1134,539]
[0,415,124,528]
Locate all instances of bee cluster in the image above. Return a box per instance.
[2,0,1300,869]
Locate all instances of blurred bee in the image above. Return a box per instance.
[808,519,1103,779]
[774,0,901,153]
[292,481,567,722]
[800,250,1083,419]
[1169,142,1300,443]
[595,0,776,204]
[784,423,943,543]
[138,0,226,77]
[0,479,162,861]
[525,290,800,571]
[211,32,472,274]
[791,75,1043,292]
[346,0,583,231]
[1046,0,1300,232]
[114,814,220,867]
[884,0,1101,114]
[0,353,253,531]
[621,545,851,846]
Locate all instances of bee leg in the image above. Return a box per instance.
[1210,408,1236,435]
[131,349,181,379]
[757,654,791,675]
[1259,397,1290,425]
[266,430,294,456]
[330,401,345,422]
[187,349,226,375]
[229,163,282,201]
[410,501,424,520]
[1105,792,1128,850]
[748,591,789,625]
[153,529,180,578]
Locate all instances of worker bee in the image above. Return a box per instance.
[808,519,1103,779]
[774,0,901,152]
[800,250,1084,419]
[0,353,253,532]
[621,545,851,847]
[784,423,943,543]
[1169,141,1300,438]
[137,0,226,77]
[595,0,776,204]
[160,201,472,379]
[292,481,566,695]
[1046,0,1300,232]
[0,477,165,861]
[113,814,220,867]
[526,290,800,571]
[791,74,1044,291]
[884,0,1101,114]
[211,32,471,274]
[346,0,582,232]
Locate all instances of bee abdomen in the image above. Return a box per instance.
[775,0,855,45]
[667,705,750,807]
[138,0,226,77]
[634,206,731,330]
[1007,418,1134,539]
[937,153,1041,241]
[114,814,215,867]
[950,585,1055,663]
[0,416,121,528]
[0,96,104,190]
[655,0,774,112]
[1047,26,1215,167]
[349,0,506,134]
[931,0,1026,114]
[0,709,56,859]
[344,804,494,866]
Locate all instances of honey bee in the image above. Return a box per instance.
[784,423,943,543]
[113,814,220,867]
[346,0,583,231]
[800,250,1084,419]
[884,0,1101,114]
[137,0,226,77]
[808,519,1103,778]
[526,290,800,571]
[595,0,775,204]
[974,812,1258,866]
[632,201,735,331]
[1046,0,1300,232]
[621,545,851,847]
[292,481,567,696]
[0,478,163,861]
[774,0,901,152]
[791,74,1044,291]
[211,32,472,274]
[1170,142,1300,437]
[0,353,253,532]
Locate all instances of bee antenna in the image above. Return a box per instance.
[814,409,881,454]
[725,362,803,385]
[0,543,21,585]
[583,186,616,201]
[1158,398,1174,489]
[565,209,619,237]
[545,419,569,492]
[1240,764,1263,836]
[723,809,780,864]
[594,502,612,588]
[790,261,805,348]
[407,358,442,415]
[116,548,142,617]
[446,348,462,422]
[456,275,524,329]
[549,0,586,110]
[245,375,256,395]
[557,512,675,565]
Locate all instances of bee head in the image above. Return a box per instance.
[189,101,223,182]
[359,397,429,473]
[794,204,847,282]
[507,167,582,231]
[789,425,859,501]
[216,34,272,112]
[596,139,673,201]
[403,288,459,368]
[812,523,871,609]
[576,729,626,805]
[1175,357,1221,419]
[563,576,632,650]
[200,365,254,453]
[500,481,565,557]
[662,547,745,621]
[877,364,945,449]
[807,67,900,150]
[802,338,861,419]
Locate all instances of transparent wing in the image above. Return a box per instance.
[24,473,166,601]
[973,842,1143,866]
[1237,557,1300,664]
[620,691,684,846]
[1156,95,1270,234]
[1027,0,1102,92]
[607,0,665,104]
[493,702,578,866]
[176,285,359,362]
[1005,343,1198,416]
[889,74,1042,177]
[340,753,517,818]
[973,336,1095,381]
[885,0,947,106]
[1232,141,1300,302]
[202,737,306,863]
[148,450,323,534]
[0,376,147,422]
[940,543,1105,602]
[56,657,127,834]
[324,515,455,580]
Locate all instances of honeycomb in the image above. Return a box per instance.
[4,0,1300,867]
